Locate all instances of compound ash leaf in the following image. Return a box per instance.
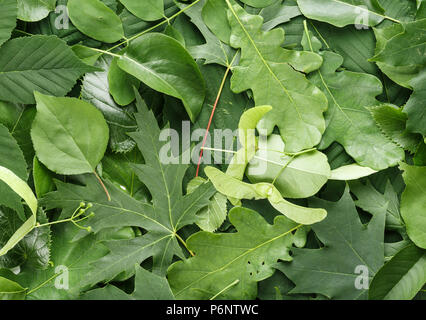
[117,33,206,122]
[167,207,300,300]
[31,92,110,175]
[303,30,404,170]
[0,0,17,47]
[82,265,175,300]
[226,1,327,153]
[400,163,426,249]
[280,187,386,300]
[0,35,97,104]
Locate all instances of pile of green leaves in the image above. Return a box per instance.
[0,0,425,300]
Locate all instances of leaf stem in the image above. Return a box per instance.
[93,171,111,201]
[195,52,239,177]
[175,233,195,257]
[210,279,240,300]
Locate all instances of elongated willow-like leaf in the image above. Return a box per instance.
[0,0,17,47]
[0,35,97,104]
[205,166,327,225]
[400,163,426,249]
[369,244,426,300]
[31,92,110,175]
[168,207,299,300]
[297,0,387,27]
[303,29,404,170]
[226,1,327,153]
[0,166,38,257]
[118,33,206,122]
[68,0,124,43]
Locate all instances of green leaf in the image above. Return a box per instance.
[0,276,26,300]
[119,0,164,22]
[400,163,426,249]
[260,1,301,31]
[297,0,386,27]
[82,265,175,300]
[68,0,124,43]
[108,55,140,106]
[0,166,38,258]
[0,123,28,218]
[181,0,235,67]
[42,96,216,284]
[369,244,426,300]
[370,104,421,153]
[81,55,138,153]
[330,164,377,181]
[31,92,109,175]
[168,207,299,300]
[17,0,56,22]
[0,207,50,269]
[0,35,97,104]
[10,224,135,299]
[0,0,17,47]
[303,33,404,170]
[246,134,331,199]
[280,187,386,299]
[240,0,276,8]
[117,33,206,122]
[187,177,228,232]
[33,156,54,198]
[371,19,426,137]
[226,1,327,153]
[205,166,327,225]
[350,179,404,232]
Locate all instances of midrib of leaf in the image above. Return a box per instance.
[175,224,302,296]
[41,104,91,168]
[146,131,174,231]
[121,55,180,100]
[303,22,358,129]
[225,0,304,121]
[384,255,426,299]
[331,0,400,23]
[82,235,172,287]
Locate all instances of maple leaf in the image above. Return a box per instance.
[280,187,385,300]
